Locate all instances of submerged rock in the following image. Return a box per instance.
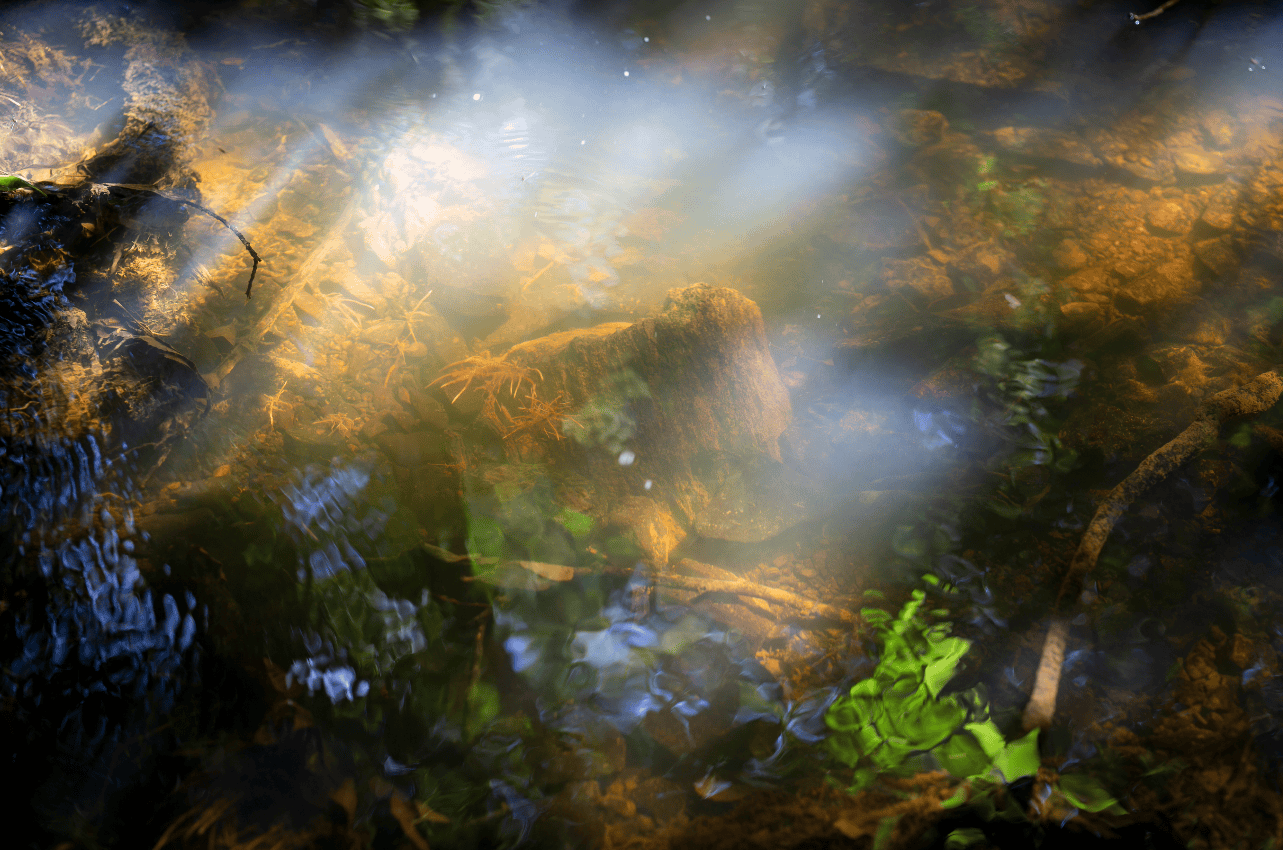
[455,284,792,563]
[876,256,954,302]
[1198,183,1239,231]
[1118,254,1202,315]
[991,126,1102,169]
[1145,197,1197,236]
[1172,147,1227,182]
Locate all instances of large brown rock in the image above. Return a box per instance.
[472,284,792,562]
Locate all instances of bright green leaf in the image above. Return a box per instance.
[964,719,1007,760]
[990,728,1040,782]
[0,175,46,195]
[940,784,971,809]
[936,733,992,779]
[923,638,969,698]
[945,827,987,849]
[861,608,892,627]
[1057,773,1126,814]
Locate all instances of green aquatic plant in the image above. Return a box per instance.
[463,475,614,574]
[0,174,46,195]
[352,0,419,28]
[825,580,1128,836]
[966,153,1048,237]
[987,181,1048,239]
[825,584,1040,791]
[973,333,1082,480]
[974,154,999,194]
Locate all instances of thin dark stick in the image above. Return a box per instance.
[177,200,262,299]
[101,183,262,299]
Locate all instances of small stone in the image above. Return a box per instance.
[1060,301,1102,325]
[1117,155,1173,184]
[1190,317,1229,346]
[1051,238,1089,271]
[1119,257,1201,313]
[1061,267,1115,298]
[360,319,405,346]
[991,126,1101,167]
[893,109,948,147]
[338,276,388,311]
[877,257,953,301]
[386,406,417,433]
[957,241,1010,278]
[1173,148,1225,179]
[406,390,449,430]
[1229,633,1253,669]
[1145,199,1196,235]
[1192,235,1236,277]
[291,291,328,325]
[1198,184,1237,231]
[1200,111,1238,150]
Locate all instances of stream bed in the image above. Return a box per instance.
[4,1,1283,848]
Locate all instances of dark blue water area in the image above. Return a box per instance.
[0,436,205,842]
[0,255,208,842]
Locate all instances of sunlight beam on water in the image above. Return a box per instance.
[172,6,883,326]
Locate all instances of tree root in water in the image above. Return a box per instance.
[1130,0,1182,23]
[665,558,860,626]
[1022,370,1283,730]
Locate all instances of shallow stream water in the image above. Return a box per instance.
[5,1,1283,848]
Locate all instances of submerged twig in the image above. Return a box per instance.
[889,193,934,254]
[100,183,261,298]
[519,258,556,292]
[179,199,262,299]
[595,558,859,625]
[1130,0,1181,23]
[1022,371,1283,731]
[207,197,356,389]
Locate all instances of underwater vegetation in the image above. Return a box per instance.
[825,584,1041,793]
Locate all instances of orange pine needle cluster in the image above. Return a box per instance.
[431,353,575,441]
